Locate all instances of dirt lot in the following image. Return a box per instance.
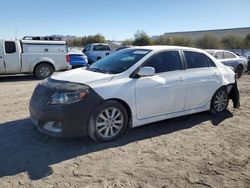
[0,74,250,188]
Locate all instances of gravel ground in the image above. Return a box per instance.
[0,74,249,188]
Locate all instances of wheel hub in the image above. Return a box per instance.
[96,107,124,138]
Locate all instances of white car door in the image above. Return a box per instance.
[183,51,221,110]
[3,41,21,73]
[135,51,186,119]
[0,41,5,73]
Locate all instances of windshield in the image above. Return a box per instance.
[87,49,151,74]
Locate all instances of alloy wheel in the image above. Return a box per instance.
[96,107,124,138]
[214,90,228,112]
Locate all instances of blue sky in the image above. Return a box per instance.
[0,0,249,40]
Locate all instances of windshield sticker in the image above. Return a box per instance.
[133,50,149,55]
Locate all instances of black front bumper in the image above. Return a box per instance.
[29,78,103,138]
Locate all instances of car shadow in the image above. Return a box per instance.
[0,110,233,180]
[0,75,39,82]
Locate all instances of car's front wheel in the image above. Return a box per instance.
[210,87,229,114]
[88,100,128,142]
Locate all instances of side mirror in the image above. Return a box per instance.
[137,66,155,77]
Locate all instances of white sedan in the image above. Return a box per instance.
[205,49,248,78]
[30,46,239,142]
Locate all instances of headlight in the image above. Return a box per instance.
[48,91,88,105]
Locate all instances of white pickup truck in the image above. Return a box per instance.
[82,43,112,63]
[0,39,71,79]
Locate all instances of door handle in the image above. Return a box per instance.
[212,73,219,77]
[178,77,185,82]
[0,56,2,58]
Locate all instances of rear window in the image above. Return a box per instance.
[5,41,16,54]
[224,52,235,59]
[214,52,224,59]
[93,45,111,51]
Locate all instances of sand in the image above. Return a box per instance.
[0,74,249,188]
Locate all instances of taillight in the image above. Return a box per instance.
[66,54,70,63]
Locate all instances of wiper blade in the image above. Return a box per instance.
[86,67,113,74]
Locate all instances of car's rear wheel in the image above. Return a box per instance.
[35,63,54,79]
[210,87,229,114]
[88,100,128,142]
[235,65,243,78]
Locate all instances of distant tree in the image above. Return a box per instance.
[68,37,83,47]
[84,34,106,46]
[132,30,152,46]
[170,36,192,47]
[153,35,192,46]
[221,35,244,49]
[244,33,250,48]
[153,35,172,45]
[122,39,133,46]
[196,34,221,49]
[67,34,106,47]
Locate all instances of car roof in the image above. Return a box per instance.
[91,43,110,46]
[129,45,207,53]
[205,49,235,53]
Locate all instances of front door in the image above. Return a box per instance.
[135,51,186,119]
[0,41,5,73]
[4,41,21,73]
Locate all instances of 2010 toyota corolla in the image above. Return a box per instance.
[29,46,240,142]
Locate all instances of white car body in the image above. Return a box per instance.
[0,39,70,75]
[52,46,236,128]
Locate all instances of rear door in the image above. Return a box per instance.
[4,41,21,73]
[0,41,5,73]
[183,51,221,110]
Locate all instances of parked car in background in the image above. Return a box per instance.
[115,46,132,51]
[205,49,248,78]
[68,50,88,68]
[243,51,250,72]
[82,43,111,63]
[0,37,71,79]
[30,46,239,142]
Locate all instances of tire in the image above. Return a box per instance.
[235,65,243,78]
[88,100,128,142]
[210,87,229,115]
[34,63,54,79]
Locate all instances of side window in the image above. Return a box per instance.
[5,41,16,54]
[214,52,224,59]
[143,51,182,73]
[83,45,91,52]
[207,57,216,67]
[224,52,235,59]
[184,51,209,69]
[93,45,111,51]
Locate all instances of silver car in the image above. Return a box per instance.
[205,49,248,78]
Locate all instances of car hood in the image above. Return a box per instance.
[51,68,114,86]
